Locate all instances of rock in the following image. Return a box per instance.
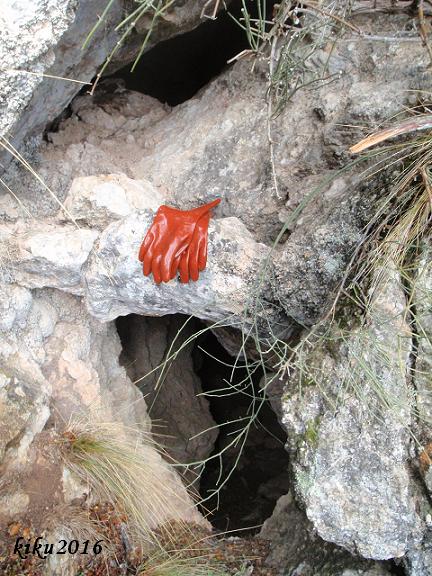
[271,176,378,327]
[403,241,432,575]
[413,241,432,430]
[404,530,432,576]
[280,268,424,559]
[10,223,98,294]
[0,0,209,174]
[0,0,123,171]
[10,18,430,240]
[1,8,432,573]
[117,314,218,466]
[1,197,272,327]
[0,372,40,462]
[0,284,205,537]
[261,492,393,576]
[63,173,164,229]
[84,211,270,323]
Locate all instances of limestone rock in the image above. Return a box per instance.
[261,492,392,576]
[0,285,205,536]
[63,173,164,229]
[413,242,432,429]
[0,0,123,171]
[11,223,98,294]
[0,0,209,174]
[280,270,423,559]
[84,211,269,323]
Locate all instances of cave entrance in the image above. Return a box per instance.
[194,325,289,533]
[116,314,289,534]
[109,0,275,106]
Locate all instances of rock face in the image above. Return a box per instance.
[117,314,218,466]
[0,0,123,170]
[0,0,208,173]
[279,269,424,560]
[2,6,432,575]
[404,241,432,576]
[1,180,271,324]
[84,211,269,323]
[0,284,203,531]
[261,492,392,576]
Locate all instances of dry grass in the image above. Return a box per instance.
[60,415,198,549]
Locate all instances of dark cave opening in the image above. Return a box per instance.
[116,313,289,534]
[193,326,290,534]
[110,0,274,106]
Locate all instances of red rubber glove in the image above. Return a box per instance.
[178,209,211,283]
[138,198,220,284]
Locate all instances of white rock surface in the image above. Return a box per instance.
[0,0,209,174]
[63,173,164,229]
[0,286,204,532]
[10,222,98,293]
[1,183,270,324]
[84,211,269,322]
[281,269,423,559]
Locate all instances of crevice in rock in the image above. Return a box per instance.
[116,313,290,534]
[109,0,271,106]
[193,327,290,533]
[390,560,407,575]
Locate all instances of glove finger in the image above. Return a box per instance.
[139,228,155,262]
[189,197,221,220]
[189,214,209,282]
[152,254,163,284]
[188,242,199,282]
[198,227,209,271]
[179,250,190,284]
[195,212,210,272]
[169,251,183,280]
[160,237,188,282]
[160,249,171,283]
[143,243,154,276]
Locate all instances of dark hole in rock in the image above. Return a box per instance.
[116,313,289,535]
[193,323,290,534]
[110,0,275,106]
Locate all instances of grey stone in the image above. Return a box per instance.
[280,269,423,560]
[0,285,206,538]
[83,211,270,323]
[0,0,209,174]
[261,492,392,576]
[63,173,164,229]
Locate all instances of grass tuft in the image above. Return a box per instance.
[60,415,199,549]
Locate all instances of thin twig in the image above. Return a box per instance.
[4,69,91,85]
[418,0,432,65]
[200,0,222,19]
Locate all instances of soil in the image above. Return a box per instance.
[0,504,274,576]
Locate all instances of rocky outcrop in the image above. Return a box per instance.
[2,6,432,574]
[0,0,209,173]
[0,284,204,537]
[279,269,424,560]
[261,492,392,575]
[404,241,432,575]
[1,176,270,323]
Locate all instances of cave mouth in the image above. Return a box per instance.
[116,313,289,534]
[194,325,289,534]
[108,0,275,106]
